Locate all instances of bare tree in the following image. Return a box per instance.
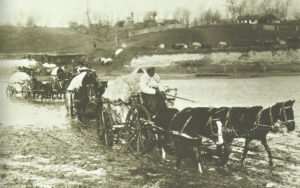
[236,0,248,16]
[249,0,258,15]
[226,0,238,20]
[204,9,213,24]
[86,0,92,28]
[26,16,35,27]
[173,7,191,27]
[144,11,157,21]
[260,0,291,19]
[294,11,300,19]
[69,21,78,30]
[284,0,292,20]
[213,9,222,23]
[201,9,222,25]
[191,17,200,27]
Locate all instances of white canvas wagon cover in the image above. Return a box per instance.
[8,72,31,84]
[67,72,87,91]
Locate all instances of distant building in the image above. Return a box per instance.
[157,19,180,26]
[237,15,259,24]
[132,22,145,30]
[258,14,281,24]
[125,12,135,28]
[143,20,158,28]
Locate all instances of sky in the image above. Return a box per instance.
[0,0,299,27]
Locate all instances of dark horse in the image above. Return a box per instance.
[222,100,296,167]
[73,71,107,123]
[169,107,230,173]
[27,78,52,99]
[140,92,179,157]
[51,77,70,99]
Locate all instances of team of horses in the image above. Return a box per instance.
[150,100,296,173]
[24,74,71,100]
[65,70,296,173]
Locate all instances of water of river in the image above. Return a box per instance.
[0,75,300,187]
[1,76,300,129]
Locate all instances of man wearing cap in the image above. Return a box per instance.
[139,67,167,114]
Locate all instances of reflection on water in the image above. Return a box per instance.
[1,76,299,129]
[164,76,300,125]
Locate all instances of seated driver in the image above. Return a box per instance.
[139,67,167,114]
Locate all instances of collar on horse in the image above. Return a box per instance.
[252,106,275,132]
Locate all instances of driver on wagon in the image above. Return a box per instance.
[139,67,167,114]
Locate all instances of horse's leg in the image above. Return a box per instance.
[175,137,185,169]
[195,140,203,173]
[155,133,166,160]
[221,137,233,167]
[261,137,273,167]
[241,138,251,165]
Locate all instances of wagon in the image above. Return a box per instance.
[6,72,32,99]
[65,71,178,153]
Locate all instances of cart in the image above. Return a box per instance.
[6,72,32,99]
[65,71,177,153]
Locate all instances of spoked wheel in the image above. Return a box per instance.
[6,86,17,98]
[21,85,30,99]
[125,104,155,154]
[96,106,114,147]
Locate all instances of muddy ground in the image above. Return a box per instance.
[1,75,300,188]
[0,117,299,188]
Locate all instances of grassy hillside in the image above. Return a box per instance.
[0,26,94,53]
[1,24,299,76]
[122,24,299,49]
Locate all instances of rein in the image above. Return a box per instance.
[280,104,295,125]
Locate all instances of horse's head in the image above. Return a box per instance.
[278,100,296,132]
[210,107,230,145]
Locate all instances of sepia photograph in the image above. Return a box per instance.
[0,0,299,187]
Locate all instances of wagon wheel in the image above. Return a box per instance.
[21,85,30,99]
[96,106,114,147]
[6,86,17,98]
[125,104,155,154]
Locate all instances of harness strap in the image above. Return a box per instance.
[269,105,274,126]
[143,120,203,140]
[224,109,239,137]
[180,116,192,133]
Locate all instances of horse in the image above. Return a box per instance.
[218,106,263,166]
[50,77,70,99]
[26,78,52,100]
[222,100,296,167]
[73,72,107,123]
[138,92,179,157]
[169,107,230,173]
[152,107,179,158]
